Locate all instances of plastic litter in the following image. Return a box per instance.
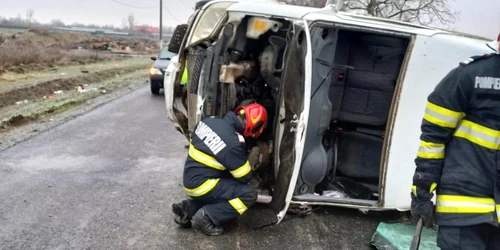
[322,190,348,198]
[76,86,89,93]
[15,100,29,105]
[53,90,63,95]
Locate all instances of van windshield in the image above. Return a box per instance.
[159,48,175,60]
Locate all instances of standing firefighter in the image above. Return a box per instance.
[411,35,500,249]
[172,103,268,236]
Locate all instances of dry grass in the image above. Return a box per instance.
[0,44,110,73]
[0,44,110,72]
[0,28,158,74]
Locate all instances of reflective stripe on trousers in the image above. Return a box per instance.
[184,178,220,197]
[229,197,248,215]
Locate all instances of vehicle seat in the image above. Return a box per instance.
[329,31,407,125]
[329,31,407,181]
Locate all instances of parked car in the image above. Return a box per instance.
[149,47,176,95]
[163,0,494,224]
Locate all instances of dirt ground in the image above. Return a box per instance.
[0,56,154,133]
[0,28,160,74]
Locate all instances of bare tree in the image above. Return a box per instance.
[278,0,459,26]
[127,13,136,31]
[340,0,459,26]
[50,19,65,27]
[26,9,34,25]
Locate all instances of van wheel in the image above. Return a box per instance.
[151,81,161,95]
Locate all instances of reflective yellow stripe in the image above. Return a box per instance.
[424,102,464,128]
[417,141,445,159]
[496,205,500,223]
[411,185,417,196]
[230,161,251,178]
[430,183,438,193]
[188,144,226,171]
[436,195,495,213]
[181,60,188,85]
[454,120,500,150]
[411,183,437,197]
[184,178,220,197]
[229,198,248,215]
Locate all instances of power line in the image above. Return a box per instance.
[176,0,193,9]
[163,6,183,23]
[109,0,158,9]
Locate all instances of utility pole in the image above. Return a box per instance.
[159,0,163,49]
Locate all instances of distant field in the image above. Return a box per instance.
[0,27,27,36]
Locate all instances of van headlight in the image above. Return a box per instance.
[149,67,162,75]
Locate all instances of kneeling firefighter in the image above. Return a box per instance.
[411,35,500,249]
[172,103,268,236]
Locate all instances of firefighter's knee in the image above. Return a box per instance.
[241,184,258,207]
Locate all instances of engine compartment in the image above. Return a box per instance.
[185,15,295,196]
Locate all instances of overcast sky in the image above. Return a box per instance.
[0,0,498,38]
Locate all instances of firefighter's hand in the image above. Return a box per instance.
[410,192,435,228]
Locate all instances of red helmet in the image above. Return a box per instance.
[235,103,268,137]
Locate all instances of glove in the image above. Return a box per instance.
[411,191,435,228]
[248,141,270,171]
[410,171,438,228]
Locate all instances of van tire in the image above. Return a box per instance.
[151,81,161,95]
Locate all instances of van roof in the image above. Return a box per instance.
[226,1,491,41]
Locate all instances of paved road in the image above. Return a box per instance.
[0,86,399,250]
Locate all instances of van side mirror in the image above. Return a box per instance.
[150,56,157,61]
[168,24,188,54]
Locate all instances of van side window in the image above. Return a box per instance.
[187,2,233,46]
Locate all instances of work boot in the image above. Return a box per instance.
[172,201,192,228]
[192,208,224,236]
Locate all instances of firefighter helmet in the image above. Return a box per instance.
[235,103,268,137]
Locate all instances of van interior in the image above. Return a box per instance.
[188,15,410,206]
[293,26,410,205]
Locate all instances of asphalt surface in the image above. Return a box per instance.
[0,86,400,250]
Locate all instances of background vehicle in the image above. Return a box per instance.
[163,0,494,224]
[149,47,176,95]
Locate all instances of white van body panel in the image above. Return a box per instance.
[226,1,318,19]
[386,34,494,211]
[164,54,181,125]
[167,0,495,221]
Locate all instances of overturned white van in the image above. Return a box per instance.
[163,0,495,223]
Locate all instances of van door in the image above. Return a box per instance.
[271,20,312,224]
